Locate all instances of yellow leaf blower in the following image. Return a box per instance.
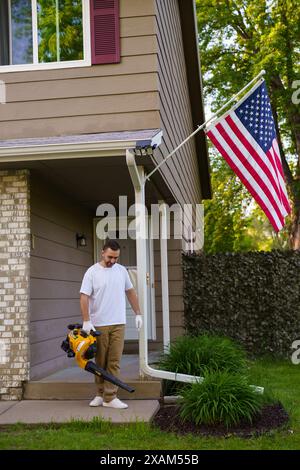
[61,324,135,394]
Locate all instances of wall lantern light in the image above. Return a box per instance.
[76,233,87,247]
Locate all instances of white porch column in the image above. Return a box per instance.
[126,151,148,378]
[159,201,170,352]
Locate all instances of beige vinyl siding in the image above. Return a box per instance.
[0,0,159,140]
[154,0,201,213]
[30,174,93,379]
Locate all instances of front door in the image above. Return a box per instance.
[93,217,155,340]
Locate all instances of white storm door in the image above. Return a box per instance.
[93,217,155,340]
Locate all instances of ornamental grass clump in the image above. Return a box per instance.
[159,334,247,376]
[179,370,264,428]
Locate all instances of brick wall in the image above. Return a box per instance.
[0,170,30,400]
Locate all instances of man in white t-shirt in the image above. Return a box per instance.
[79,239,143,409]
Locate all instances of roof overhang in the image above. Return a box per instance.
[0,129,163,162]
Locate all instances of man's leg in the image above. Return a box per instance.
[94,326,110,397]
[103,324,125,403]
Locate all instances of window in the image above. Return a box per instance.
[0,0,91,71]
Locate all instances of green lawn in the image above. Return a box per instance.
[0,359,299,450]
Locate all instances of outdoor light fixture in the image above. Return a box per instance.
[76,233,87,247]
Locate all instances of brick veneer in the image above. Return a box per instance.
[0,170,30,400]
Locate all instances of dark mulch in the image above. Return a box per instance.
[153,402,289,438]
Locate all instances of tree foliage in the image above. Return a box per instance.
[37,0,83,62]
[197,0,300,251]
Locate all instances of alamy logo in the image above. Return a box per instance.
[95,197,204,251]
[0,80,6,104]
[291,339,300,365]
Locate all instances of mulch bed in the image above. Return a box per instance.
[153,402,289,438]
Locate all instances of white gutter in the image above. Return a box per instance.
[0,139,152,162]
[0,130,163,163]
[126,148,264,393]
[127,149,204,383]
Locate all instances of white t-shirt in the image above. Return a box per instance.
[79,263,133,327]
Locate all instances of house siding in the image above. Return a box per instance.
[0,0,160,140]
[29,174,93,379]
[154,0,202,212]
[154,238,184,345]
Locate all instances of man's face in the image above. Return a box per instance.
[101,248,120,267]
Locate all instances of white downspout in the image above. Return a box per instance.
[159,200,170,352]
[126,148,264,393]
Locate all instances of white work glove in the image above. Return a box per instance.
[135,315,143,330]
[82,320,96,334]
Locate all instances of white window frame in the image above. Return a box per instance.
[0,0,91,73]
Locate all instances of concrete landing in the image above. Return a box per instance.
[24,353,162,400]
[0,400,160,425]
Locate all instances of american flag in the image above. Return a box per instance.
[206,79,291,232]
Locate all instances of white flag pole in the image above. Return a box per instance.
[145,70,266,182]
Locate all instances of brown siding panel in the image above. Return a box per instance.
[0,111,160,139]
[154,0,201,212]
[153,237,184,344]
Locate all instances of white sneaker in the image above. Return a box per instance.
[89,396,103,407]
[103,398,128,409]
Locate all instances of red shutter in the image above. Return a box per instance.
[90,0,120,65]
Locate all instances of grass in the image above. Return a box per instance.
[0,359,300,450]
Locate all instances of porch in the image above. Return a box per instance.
[23,352,162,400]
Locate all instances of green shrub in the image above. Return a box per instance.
[159,334,247,396]
[159,334,247,375]
[179,370,265,428]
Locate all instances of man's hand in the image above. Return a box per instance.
[135,315,143,330]
[82,320,96,334]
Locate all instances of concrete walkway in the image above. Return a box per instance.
[0,400,160,425]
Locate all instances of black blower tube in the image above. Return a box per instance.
[85,361,135,393]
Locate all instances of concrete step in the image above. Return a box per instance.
[23,380,162,400]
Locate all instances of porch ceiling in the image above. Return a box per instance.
[0,129,175,210]
[0,155,173,212]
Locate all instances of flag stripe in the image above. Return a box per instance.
[228,112,290,216]
[207,128,283,231]
[229,113,285,214]
[272,140,290,211]
[223,115,285,217]
[272,140,284,178]
[215,121,285,225]
[268,145,290,216]
[271,140,290,211]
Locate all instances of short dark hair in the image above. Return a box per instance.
[102,239,120,252]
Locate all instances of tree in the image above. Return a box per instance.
[38,0,83,62]
[197,0,300,248]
